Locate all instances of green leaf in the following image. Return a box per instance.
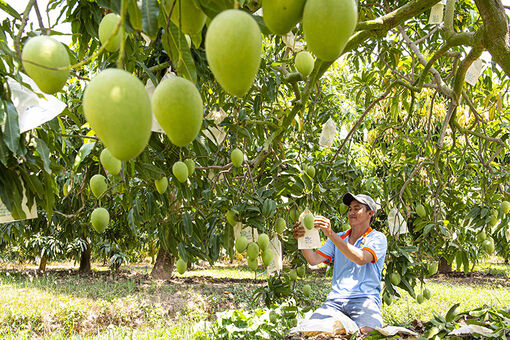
[182,212,192,236]
[190,32,202,49]
[42,172,55,219]
[20,170,44,199]
[142,0,159,40]
[136,60,158,86]
[128,208,137,234]
[73,141,96,171]
[195,0,233,18]
[128,0,143,31]
[0,1,21,19]
[98,0,122,13]
[35,138,52,173]
[1,100,21,155]
[161,21,197,82]
[262,199,276,217]
[251,15,271,36]
[134,162,165,180]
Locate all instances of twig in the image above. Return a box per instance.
[398,25,453,97]
[57,133,99,140]
[149,61,171,73]
[196,164,233,171]
[437,103,457,150]
[14,0,36,64]
[461,91,486,123]
[33,0,48,35]
[245,161,257,194]
[329,83,396,164]
[117,0,129,69]
[415,25,441,44]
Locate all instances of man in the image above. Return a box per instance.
[293,193,387,334]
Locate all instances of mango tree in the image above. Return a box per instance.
[0,0,508,301]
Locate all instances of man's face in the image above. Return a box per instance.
[348,200,373,227]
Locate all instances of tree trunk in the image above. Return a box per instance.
[151,190,178,280]
[438,256,452,274]
[150,246,174,280]
[79,239,91,273]
[38,254,47,272]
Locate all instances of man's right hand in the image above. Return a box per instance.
[292,221,305,239]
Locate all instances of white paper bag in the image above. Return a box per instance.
[234,223,258,243]
[428,3,444,24]
[267,236,283,274]
[319,118,337,148]
[298,208,321,249]
[388,208,408,236]
[465,58,484,86]
[375,326,418,337]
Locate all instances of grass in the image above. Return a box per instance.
[383,280,510,326]
[0,260,509,339]
[473,260,510,277]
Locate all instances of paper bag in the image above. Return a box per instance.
[298,208,321,249]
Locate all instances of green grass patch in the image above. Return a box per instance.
[473,260,510,277]
[383,280,510,326]
[0,261,509,338]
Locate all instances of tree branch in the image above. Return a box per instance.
[354,0,440,32]
[444,0,457,39]
[475,0,510,76]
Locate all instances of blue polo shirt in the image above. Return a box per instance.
[315,227,387,305]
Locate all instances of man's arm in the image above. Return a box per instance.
[292,222,328,266]
[301,248,328,266]
[327,232,374,265]
[315,216,374,266]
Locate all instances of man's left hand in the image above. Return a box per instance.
[314,216,334,238]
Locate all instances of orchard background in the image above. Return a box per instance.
[0,0,510,338]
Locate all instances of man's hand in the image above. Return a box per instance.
[292,221,305,239]
[314,215,334,238]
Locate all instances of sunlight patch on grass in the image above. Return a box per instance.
[177,266,268,280]
[473,261,510,277]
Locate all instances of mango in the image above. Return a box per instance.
[152,77,203,147]
[83,69,152,161]
[205,9,262,96]
[22,36,70,94]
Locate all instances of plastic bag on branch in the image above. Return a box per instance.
[319,118,337,148]
[282,31,305,52]
[203,107,227,145]
[8,74,66,133]
[388,208,408,236]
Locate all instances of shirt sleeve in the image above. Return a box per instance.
[362,232,387,264]
[315,237,336,265]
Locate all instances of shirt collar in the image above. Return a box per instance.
[340,227,373,240]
